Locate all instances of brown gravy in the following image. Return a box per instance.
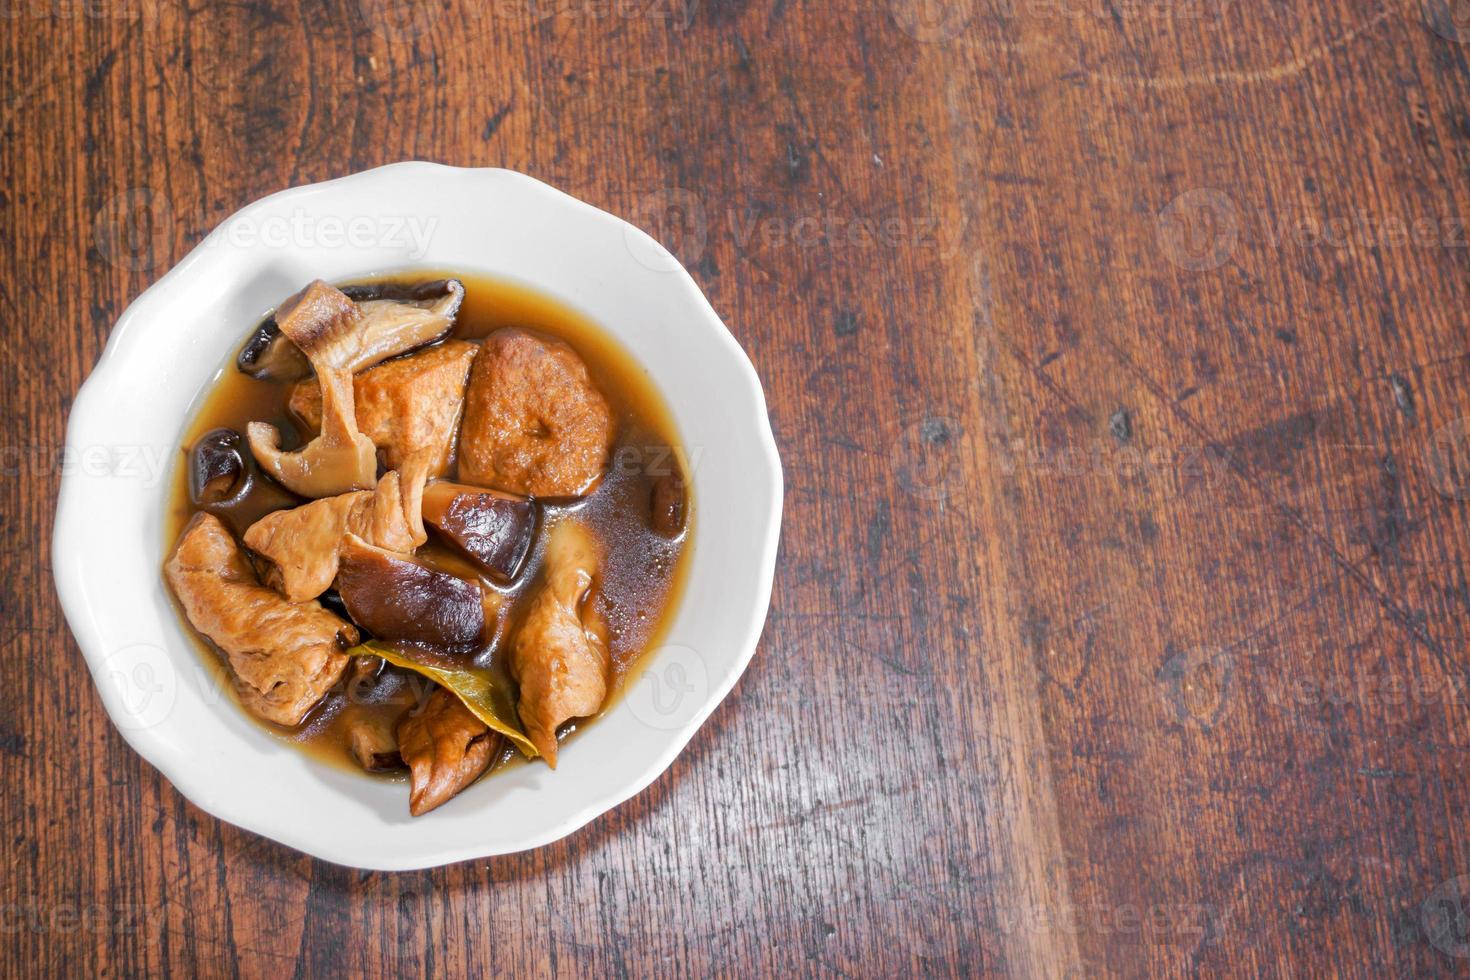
[164,271,693,774]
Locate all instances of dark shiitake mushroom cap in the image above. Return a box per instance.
[341,279,463,304]
[336,534,490,650]
[237,317,313,382]
[421,481,537,583]
[235,278,465,382]
[187,427,254,507]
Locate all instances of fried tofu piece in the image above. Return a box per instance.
[243,457,430,603]
[510,520,609,766]
[457,330,615,497]
[289,340,477,477]
[164,513,357,727]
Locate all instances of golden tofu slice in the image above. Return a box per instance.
[164,513,357,727]
[290,340,477,477]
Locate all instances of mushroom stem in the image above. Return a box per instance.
[246,282,381,498]
[248,366,377,499]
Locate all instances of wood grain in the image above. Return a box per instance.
[4,0,1470,975]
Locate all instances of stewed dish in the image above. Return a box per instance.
[165,273,691,815]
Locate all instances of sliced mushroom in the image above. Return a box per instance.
[273,278,365,365]
[237,317,312,382]
[347,711,405,773]
[340,279,463,304]
[246,281,379,498]
[336,534,500,649]
[188,427,253,508]
[421,481,536,583]
[248,366,377,498]
[396,688,499,816]
[236,278,464,381]
[244,456,430,602]
[349,280,465,369]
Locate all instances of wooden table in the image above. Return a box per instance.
[6,0,1470,975]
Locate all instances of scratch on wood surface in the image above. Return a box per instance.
[0,64,59,136]
[1097,332,1458,673]
[1090,6,1397,90]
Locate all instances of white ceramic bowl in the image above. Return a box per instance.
[53,163,783,870]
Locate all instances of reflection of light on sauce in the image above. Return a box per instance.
[164,270,694,773]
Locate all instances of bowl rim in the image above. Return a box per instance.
[53,163,784,869]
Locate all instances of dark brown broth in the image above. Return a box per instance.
[165,271,693,773]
